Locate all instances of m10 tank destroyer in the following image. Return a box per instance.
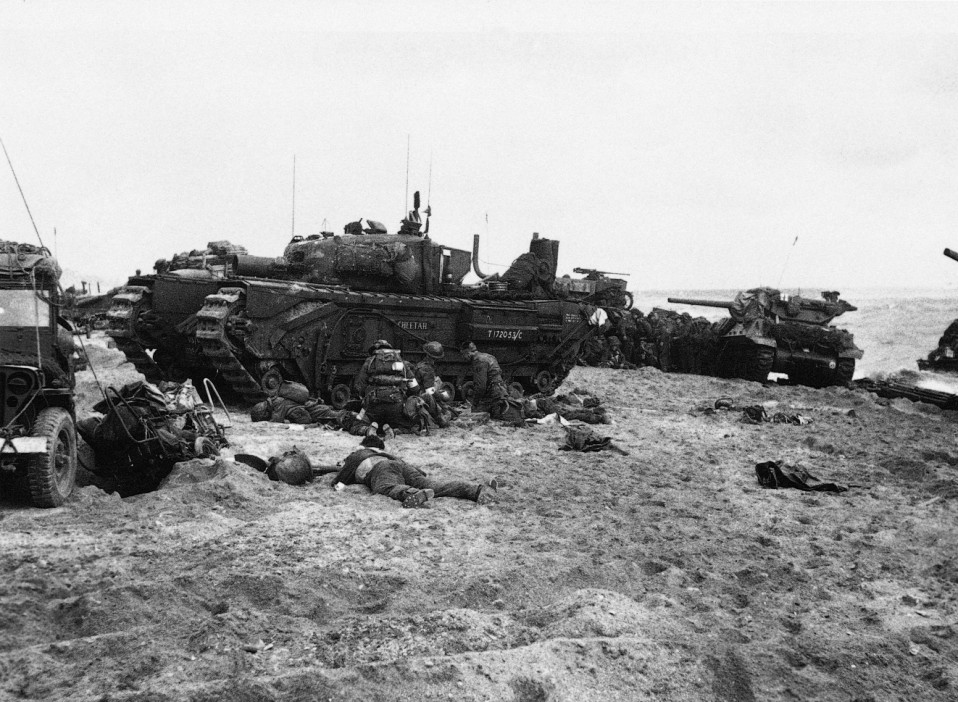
[105,241,250,385]
[108,194,615,405]
[668,288,862,386]
[918,247,958,373]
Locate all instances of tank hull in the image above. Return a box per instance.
[194,279,600,404]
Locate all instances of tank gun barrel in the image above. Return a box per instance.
[667,297,734,309]
[944,248,958,263]
[573,267,629,276]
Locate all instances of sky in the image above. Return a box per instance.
[3,1,958,292]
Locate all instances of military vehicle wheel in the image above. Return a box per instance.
[330,384,353,409]
[460,381,476,403]
[745,347,774,383]
[619,291,634,310]
[534,370,554,393]
[833,359,855,386]
[261,368,284,395]
[27,407,77,508]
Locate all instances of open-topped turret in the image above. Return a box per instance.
[668,288,862,387]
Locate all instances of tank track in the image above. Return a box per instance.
[195,287,266,403]
[104,285,164,384]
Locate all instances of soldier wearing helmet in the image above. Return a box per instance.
[414,341,454,429]
[354,339,423,434]
[459,341,511,419]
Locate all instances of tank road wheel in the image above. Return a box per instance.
[438,381,456,402]
[534,370,554,394]
[27,407,78,508]
[744,347,775,383]
[261,367,284,395]
[460,381,476,403]
[330,383,353,410]
[832,359,855,387]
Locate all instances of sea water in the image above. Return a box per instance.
[637,287,958,390]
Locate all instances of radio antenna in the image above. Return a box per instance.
[402,134,411,216]
[291,155,296,237]
[423,153,433,236]
[1,135,45,249]
[404,134,410,215]
[777,235,799,289]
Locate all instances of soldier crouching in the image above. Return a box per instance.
[354,340,425,434]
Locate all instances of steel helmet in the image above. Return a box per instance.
[267,448,313,486]
[368,339,392,354]
[422,341,445,359]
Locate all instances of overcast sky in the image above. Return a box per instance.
[3,1,958,291]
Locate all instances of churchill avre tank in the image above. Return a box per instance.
[918,248,958,373]
[668,288,862,386]
[108,193,613,405]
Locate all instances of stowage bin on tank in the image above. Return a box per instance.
[668,288,862,387]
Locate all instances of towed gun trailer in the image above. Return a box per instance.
[918,247,958,373]
[554,268,633,310]
[668,288,863,387]
[0,241,79,507]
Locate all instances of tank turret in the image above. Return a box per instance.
[670,288,856,326]
[668,287,862,387]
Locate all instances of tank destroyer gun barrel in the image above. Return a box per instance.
[944,248,958,263]
[667,297,735,309]
[573,267,630,277]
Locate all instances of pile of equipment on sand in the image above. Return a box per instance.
[577,288,863,389]
[77,379,229,495]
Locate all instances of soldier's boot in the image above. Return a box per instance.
[476,478,500,506]
[402,488,434,508]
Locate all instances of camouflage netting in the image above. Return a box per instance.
[167,240,248,270]
[0,240,61,281]
[335,241,418,286]
[728,288,778,324]
[770,321,855,354]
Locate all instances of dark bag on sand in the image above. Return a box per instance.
[496,398,526,426]
[560,426,628,455]
[755,460,847,493]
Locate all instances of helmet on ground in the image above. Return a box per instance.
[423,341,445,359]
[267,448,313,485]
[368,339,392,354]
[361,434,386,449]
[250,400,272,422]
